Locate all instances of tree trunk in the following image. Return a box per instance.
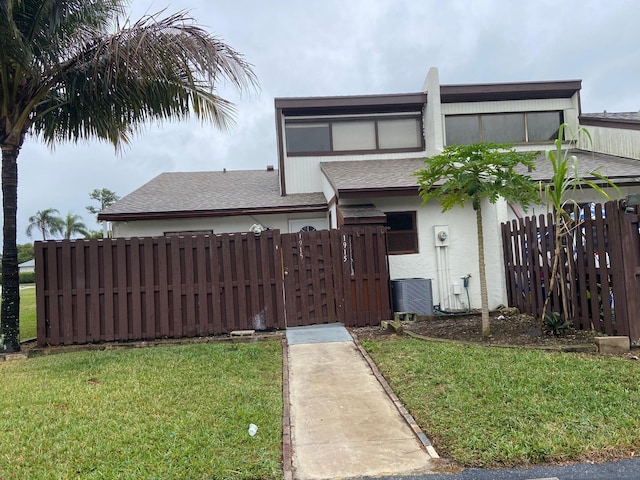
[541,213,569,323]
[476,203,490,337]
[1,145,21,352]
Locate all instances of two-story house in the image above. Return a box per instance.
[99,67,640,313]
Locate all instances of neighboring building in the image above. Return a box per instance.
[18,259,35,273]
[99,67,640,312]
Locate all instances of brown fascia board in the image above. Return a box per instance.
[98,204,328,222]
[336,186,420,199]
[274,93,427,116]
[440,79,582,103]
[579,116,640,131]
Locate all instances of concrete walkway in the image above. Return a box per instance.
[286,324,436,479]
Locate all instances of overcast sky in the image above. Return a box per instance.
[11,0,640,245]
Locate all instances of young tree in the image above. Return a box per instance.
[87,188,120,220]
[0,1,257,352]
[26,209,63,241]
[415,143,539,337]
[541,124,618,323]
[61,213,89,240]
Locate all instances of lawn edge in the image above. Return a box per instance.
[351,330,440,459]
[281,337,293,480]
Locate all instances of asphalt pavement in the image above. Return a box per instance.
[360,457,640,480]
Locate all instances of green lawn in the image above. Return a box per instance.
[0,341,283,479]
[19,285,37,340]
[361,336,640,468]
[0,285,37,341]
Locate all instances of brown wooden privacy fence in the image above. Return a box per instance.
[501,200,640,343]
[35,227,391,346]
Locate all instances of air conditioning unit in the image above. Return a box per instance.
[391,278,433,315]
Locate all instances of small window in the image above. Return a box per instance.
[445,116,481,146]
[527,111,562,141]
[378,118,422,149]
[285,123,330,153]
[385,211,418,254]
[332,121,376,151]
[482,113,525,143]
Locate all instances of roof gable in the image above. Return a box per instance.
[99,169,327,221]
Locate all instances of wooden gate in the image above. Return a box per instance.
[281,226,391,328]
[281,227,391,327]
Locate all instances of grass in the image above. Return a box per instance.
[0,341,283,479]
[0,284,37,341]
[18,285,36,340]
[361,336,640,468]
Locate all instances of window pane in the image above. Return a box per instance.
[445,116,481,145]
[386,211,418,254]
[378,118,422,149]
[332,121,376,151]
[527,111,561,141]
[286,123,330,153]
[481,114,525,143]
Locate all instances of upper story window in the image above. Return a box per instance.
[285,114,423,156]
[445,111,563,146]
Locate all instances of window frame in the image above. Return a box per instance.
[385,211,419,255]
[284,113,424,156]
[444,111,564,146]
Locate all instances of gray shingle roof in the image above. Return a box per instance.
[320,159,425,194]
[320,150,640,197]
[99,170,327,220]
[524,149,640,182]
[581,112,640,122]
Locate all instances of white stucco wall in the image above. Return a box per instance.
[422,67,443,156]
[340,195,508,312]
[111,212,329,237]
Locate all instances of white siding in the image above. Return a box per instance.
[284,150,426,194]
[441,98,575,115]
[577,125,640,160]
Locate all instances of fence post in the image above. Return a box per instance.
[616,201,640,343]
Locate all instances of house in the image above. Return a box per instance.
[18,259,35,273]
[99,67,640,314]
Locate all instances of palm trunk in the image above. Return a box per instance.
[476,203,490,337]
[1,145,21,352]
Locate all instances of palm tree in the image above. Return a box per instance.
[26,208,63,241]
[61,213,89,240]
[0,1,257,352]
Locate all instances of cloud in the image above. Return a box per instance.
[5,0,640,246]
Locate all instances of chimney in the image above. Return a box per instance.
[266,165,274,171]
